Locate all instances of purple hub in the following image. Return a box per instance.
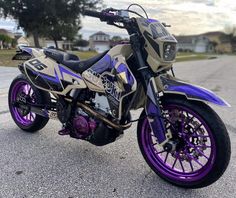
[141,104,216,182]
[9,80,36,126]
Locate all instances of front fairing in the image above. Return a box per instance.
[136,18,177,72]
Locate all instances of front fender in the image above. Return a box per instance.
[161,76,230,107]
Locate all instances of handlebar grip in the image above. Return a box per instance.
[83,9,124,23]
[83,10,102,18]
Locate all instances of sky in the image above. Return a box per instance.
[0,0,236,39]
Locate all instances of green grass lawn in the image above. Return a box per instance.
[176,53,210,62]
[0,49,98,67]
[0,49,22,67]
[0,49,217,67]
[73,51,98,60]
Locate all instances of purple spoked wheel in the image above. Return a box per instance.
[141,105,216,182]
[137,96,231,188]
[8,74,50,132]
[9,80,36,126]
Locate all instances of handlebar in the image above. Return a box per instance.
[83,10,103,19]
[83,9,136,34]
[83,9,124,23]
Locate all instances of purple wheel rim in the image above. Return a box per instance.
[141,104,216,182]
[9,80,36,126]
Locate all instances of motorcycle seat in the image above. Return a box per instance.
[44,49,108,73]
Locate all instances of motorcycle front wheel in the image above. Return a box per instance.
[137,95,231,188]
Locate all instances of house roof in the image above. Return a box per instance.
[175,31,233,46]
[17,36,30,44]
[202,31,231,43]
[90,31,110,38]
[175,35,195,44]
[202,31,225,36]
[0,28,15,38]
[175,35,208,44]
[0,28,9,34]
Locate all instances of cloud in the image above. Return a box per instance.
[0,0,235,38]
[81,0,236,38]
[0,19,17,31]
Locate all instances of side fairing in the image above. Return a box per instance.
[24,55,86,95]
[82,44,137,119]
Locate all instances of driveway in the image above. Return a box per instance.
[0,55,236,197]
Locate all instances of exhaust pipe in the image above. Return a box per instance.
[77,102,132,130]
[13,99,132,130]
[12,101,58,120]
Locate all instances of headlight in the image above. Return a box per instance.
[163,43,177,61]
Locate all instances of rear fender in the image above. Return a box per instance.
[12,47,44,60]
[160,76,230,107]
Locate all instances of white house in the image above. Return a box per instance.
[43,40,64,49]
[89,31,110,53]
[17,36,30,47]
[0,28,15,49]
[193,36,213,53]
[27,37,73,50]
[176,35,214,53]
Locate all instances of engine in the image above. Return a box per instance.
[93,93,111,114]
[72,115,97,139]
[70,94,122,146]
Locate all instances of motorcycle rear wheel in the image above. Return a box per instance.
[8,74,50,132]
[137,95,231,188]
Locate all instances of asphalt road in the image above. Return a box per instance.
[0,56,236,198]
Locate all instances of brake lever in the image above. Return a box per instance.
[101,11,115,22]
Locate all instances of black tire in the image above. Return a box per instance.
[8,74,50,132]
[137,95,231,188]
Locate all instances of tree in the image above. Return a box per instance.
[0,0,101,48]
[0,34,12,43]
[74,39,89,47]
[0,1,46,47]
[11,38,17,48]
[225,25,236,42]
[0,34,13,49]
[225,25,236,36]
[111,36,122,41]
[225,25,236,52]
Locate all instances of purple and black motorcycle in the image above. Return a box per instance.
[9,4,231,188]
